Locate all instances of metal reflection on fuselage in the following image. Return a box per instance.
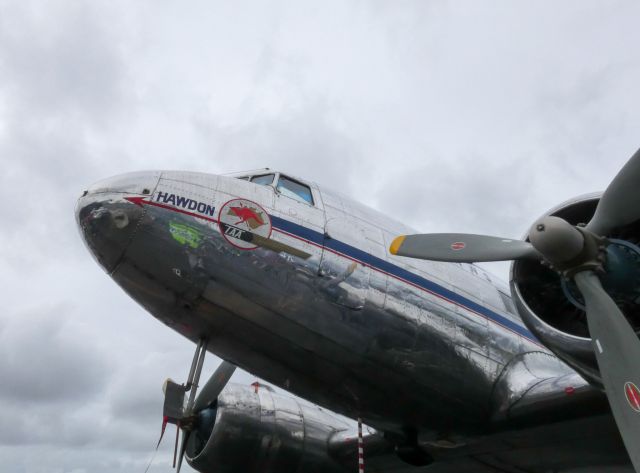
[76,170,559,438]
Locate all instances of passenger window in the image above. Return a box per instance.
[276,176,314,205]
[250,174,275,186]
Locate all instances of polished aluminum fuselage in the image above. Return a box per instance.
[76,171,574,440]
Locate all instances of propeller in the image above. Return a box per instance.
[193,361,237,412]
[586,148,640,236]
[389,233,539,262]
[174,360,236,473]
[389,148,640,472]
[574,271,640,469]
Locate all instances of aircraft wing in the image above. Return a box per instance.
[330,372,625,473]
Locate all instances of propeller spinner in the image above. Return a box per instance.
[389,148,640,472]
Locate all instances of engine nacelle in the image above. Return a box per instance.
[510,192,640,384]
[185,383,350,473]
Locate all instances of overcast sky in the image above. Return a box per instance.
[1,1,640,472]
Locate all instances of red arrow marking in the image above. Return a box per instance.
[124,196,148,207]
[451,242,466,251]
[124,196,219,224]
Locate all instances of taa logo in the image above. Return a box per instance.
[218,198,272,250]
[224,226,245,239]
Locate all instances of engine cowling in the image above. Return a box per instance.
[185,383,350,473]
[510,192,640,384]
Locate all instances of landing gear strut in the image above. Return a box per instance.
[163,338,209,429]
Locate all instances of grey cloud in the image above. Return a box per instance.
[0,303,110,404]
[0,0,129,128]
[194,97,362,192]
[0,444,162,473]
[374,151,544,237]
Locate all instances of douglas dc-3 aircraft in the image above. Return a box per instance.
[77,150,640,473]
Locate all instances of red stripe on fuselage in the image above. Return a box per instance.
[125,196,540,347]
[125,196,219,225]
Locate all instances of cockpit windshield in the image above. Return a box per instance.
[232,171,315,206]
[276,175,314,205]
[250,174,275,186]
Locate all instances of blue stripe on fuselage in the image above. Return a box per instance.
[270,215,539,344]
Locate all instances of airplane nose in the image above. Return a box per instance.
[76,172,161,273]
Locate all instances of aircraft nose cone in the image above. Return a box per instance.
[76,195,142,273]
[76,172,161,273]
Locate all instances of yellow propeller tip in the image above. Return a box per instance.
[389,235,406,255]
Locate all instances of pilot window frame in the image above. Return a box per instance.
[234,171,320,208]
[250,173,276,186]
[275,174,315,206]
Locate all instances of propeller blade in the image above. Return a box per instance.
[175,430,189,473]
[192,360,236,413]
[574,271,640,472]
[586,148,640,235]
[389,233,539,263]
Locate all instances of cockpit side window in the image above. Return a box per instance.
[250,174,275,186]
[276,175,314,205]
